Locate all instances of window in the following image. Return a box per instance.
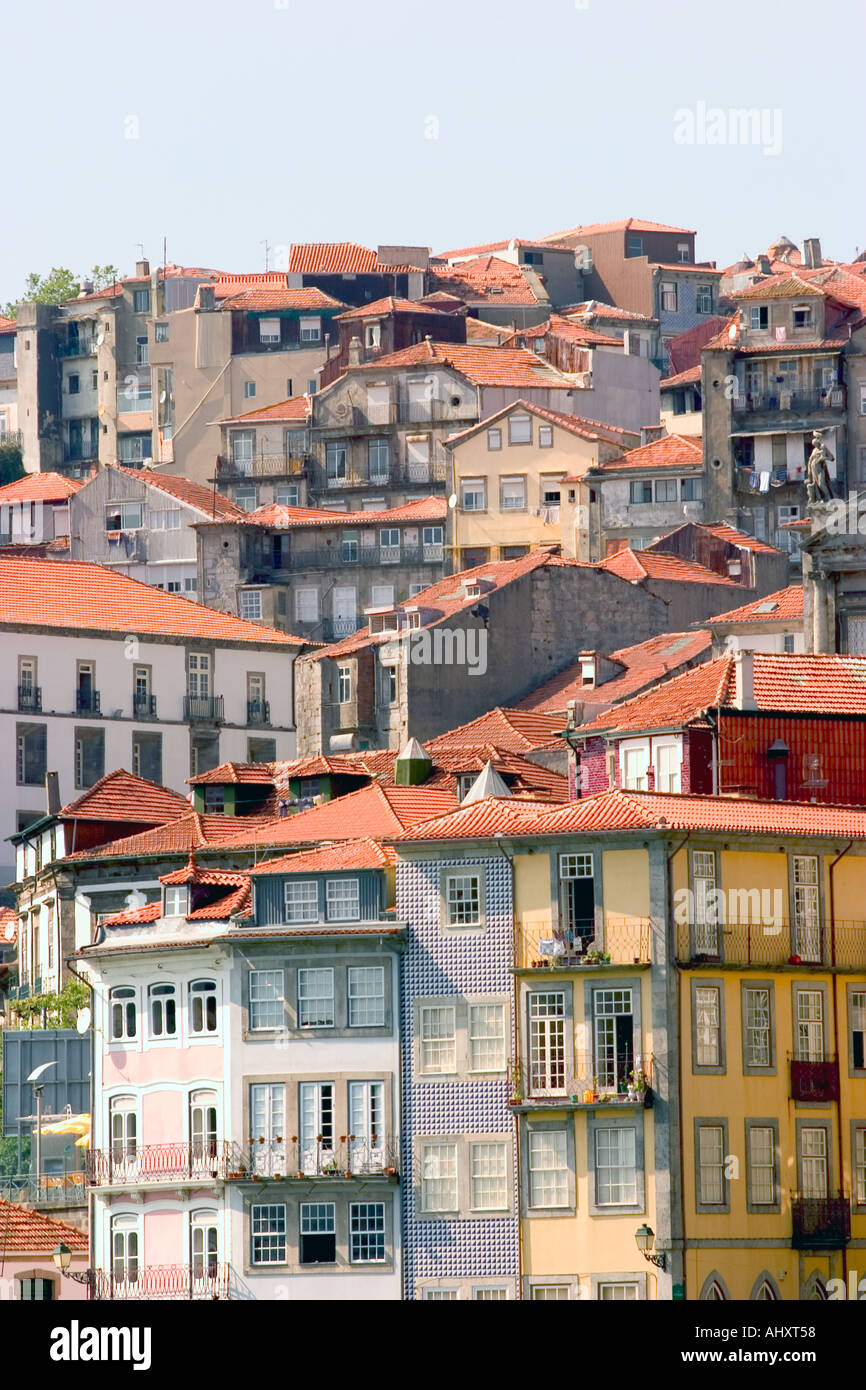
[487,427,502,450]
[249,969,284,1030]
[421,1142,458,1212]
[370,584,394,608]
[469,1004,506,1072]
[155,321,168,342]
[508,413,532,445]
[252,1204,286,1264]
[528,1129,568,1208]
[111,1215,140,1285]
[276,485,299,506]
[660,281,678,313]
[539,425,553,448]
[444,873,481,928]
[595,1126,637,1205]
[284,881,318,924]
[593,988,634,1090]
[676,242,691,262]
[695,986,721,1067]
[258,317,280,343]
[748,1126,776,1205]
[749,306,769,330]
[654,478,677,503]
[349,1081,384,1172]
[109,986,137,1041]
[234,488,258,513]
[68,373,80,395]
[17,1278,55,1300]
[623,745,649,791]
[851,991,866,1070]
[350,1202,386,1262]
[627,235,643,257]
[187,652,211,698]
[469,1141,508,1211]
[105,501,143,531]
[792,856,821,960]
[424,1288,459,1300]
[793,305,812,330]
[474,1287,508,1300]
[297,968,335,1028]
[364,322,381,349]
[654,742,680,794]
[299,316,322,342]
[133,288,150,313]
[800,1127,828,1199]
[796,989,824,1062]
[629,480,653,504]
[251,1083,285,1171]
[242,382,256,402]
[368,437,389,480]
[136,335,149,364]
[698,1124,726,1205]
[500,476,526,510]
[326,878,360,921]
[164,884,188,916]
[783,634,795,654]
[696,285,713,314]
[743,987,771,1068]
[16,723,47,785]
[380,527,400,557]
[599,1283,639,1300]
[382,665,398,706]
[681,476,703,501]
[109,1096,137,1165]
[420,1004,457,1073]
[295,589,319,623]
[148,983,177,1038]
[692,850,719,954]
[300,1081,334,1170]
[337,665,352,704]
[189,980,217,1035]
[529,992,566,1092]
[423,524,443,549]
[348,966,385,1026]
[854,1129,866,1205]
[190,1209,219,1283]
[460,478,486,511]
[239,589,262,621]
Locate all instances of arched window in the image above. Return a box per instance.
[109,1096,137,1166]
[190,1209,219,1286]
[699,1273,729,1300]
[802,1271,827,1300]
[111,1214,140,1287]
[751,1273,780,1301]
[109,986,137,1041]
[148,982,177,1038]
[189,979,218,1035]
[190,1090,218,1168]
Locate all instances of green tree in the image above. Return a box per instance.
[0,439,24,486]
[2,267,81,318]
[89,264,121,292]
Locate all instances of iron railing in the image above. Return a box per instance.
[675,919,866,969]
[517,916,652,970]
[216,453,307,479]
[0,1173,88,1207]
[732,387,845,415]
[56,339,97,358]
[282,543,442,571]
[133,692,157,718]
[76,690,101,715]
[183,694,224,723]
[87,1142,238,1187]
[791,1195,850,1250]
[247,699,270,726]
[790,1058,840,1104]
[17,685,41,712]
[242,1137,400,1180]
[508,1054,654,1107]
[94,1263,231,1301]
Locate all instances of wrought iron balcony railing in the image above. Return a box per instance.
[0,1172,88,1207]
[732,387,845,415]
[183,694,224,723]
[508,1054,654,1108]
[675,918,866,969]
[240,1137,400,1180]
[133,692,157,718]
[76,689,101,715]
[517,916,652,970]
[247,699,270,726]
[94,1263,231,1301]
[87,1142,238,1187]
[216,452,307,479]
[791,1195,850,1250]
[17,685,41,712]
[790,1057,840,1103]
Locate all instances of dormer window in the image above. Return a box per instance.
[284,881,318,924]
[749,306,769,330]
[326,878,360,922]
[793,305,813,330]
[368,610,400,635]
[580,658,596,685]
[164,885,189,917]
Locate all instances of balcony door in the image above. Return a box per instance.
[693,851,720,955]
[800,1128,828,1199]
[110,1214,140,1290]
[593,988,634,1091]
[528,992,566,1095]
[349,1081,384,1173]
[796,990,825,1062]
[109,1096,138,1178]
[559,853,595,953]
[190,1090,218,1175]
[250,1083,286,1177]
[190,1209,219,1292]
[793,856,821,961]
[332,586,356,639]
[299,1082,335,1174]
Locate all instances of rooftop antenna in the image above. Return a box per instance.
[135,243,146,262]
[262,239,271,272]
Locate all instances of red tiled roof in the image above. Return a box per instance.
[653,263,720,275]
[660,364,701,389]
[428,707,565,754]
[0,557,304,646]
[238,496,447,530]
[444,400,635,450]
[565,301,657,324]
[433,238,540,260]
[0,1200,89,1253]
[59,769,190,823]
[733,275,825,300]
[541,218,694,242]
[186,884,251,920]
[598,549,737,587]
[515,631,713,714]
[188,762,275,786]
[428,257,546,306]
[657,522,782,555]
[394,796,556,843]
[219,783,458,850]
[251,837,397,876]
[526,315,621,348]
[100,901,162,926]
[352,340,573,389]
[705,585,804,626]
[113,467,244,521]
[0,473,81,503]
[0,315,17,332]
[337,297,442,320]
[288,244,419,276]
[159,859,247,887]
[594,432,702,472]
[217,394,311,426]
[60,811,276,862]
[215,284,343,312]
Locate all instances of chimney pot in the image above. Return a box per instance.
[734,649,755,709]
[45,771,61,816]
[136,258,150,278]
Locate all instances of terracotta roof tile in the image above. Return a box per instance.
[0,473,81,503]
[541,218,694,242]
[445,400,636,450]
[59,769,190,823]
[734,275,825,300]
[705,585,804,626]
[0,557,304,645]
[428,257,546,306]
[427,707,565,754]
[215,283,343,312]
[219,783,458,850]
[100,901,162,926]
[394,796,556,843]
[0,907,17,943]
[593,432,702,472]
[237,496,447,530]
[60,811,275,862]
[113,466,244,521]
[288,244,419,276]
[565,301,658,324]
[598,549,737,587]
[251,837,397,876]
[359,341,573,389]
[337,297,441,320]
[186,884,252,920]
[515,631,713,714]
[668,522,781,554]
[660,365,701,388]
[0,1200,89,1253]
[188,761,276,787]
[217,394,311,426]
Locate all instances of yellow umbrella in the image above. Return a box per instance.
[39,1114,91,1137]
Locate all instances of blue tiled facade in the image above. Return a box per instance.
[397,854,519,1299]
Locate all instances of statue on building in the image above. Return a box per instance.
[806,430,834,505]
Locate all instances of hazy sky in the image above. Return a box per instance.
[3,0,863,304]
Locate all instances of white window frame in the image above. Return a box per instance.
[297,967,335,1029]
[249,969,285,1031]
[348,966,385,1027]
[284,880,318,924]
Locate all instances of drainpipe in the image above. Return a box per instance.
[828,839,854,1286]
[666,831,692,1300]
[495,838,524,1298]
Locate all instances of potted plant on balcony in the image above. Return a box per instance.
[628,1069,647,1102]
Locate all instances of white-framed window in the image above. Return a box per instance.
[421,1141,458,1212]
[560,852,593,879]
[599,1282,639,1300]
[297,968,335,1028]
[300,316,322,342]
[528,1129,569,1208]
[487,427,502,450]
[532,1284,571,1300]
[419,1004,457,1073]
[793,305,812,330]
[239,590,263,621]
[295,588,319,623]
[382,665,398,706]
[155,321,168,342]
[750,306,769,330]
[190,1208,219,1282]
[251,1204,286,1264]
[249,969,285,1030]
[105,501,143,531]
[109,986,137,1041]
[136,335,149,364]
[500,476,526,510]
[749,1126,776,1205]
[854,1128,866,1205]
[444,872,481,927]
[133,288,150,313]
[654,478,677,503]
[508,413,532,445]
[109,1095,137,1165]
[349,1081,384,1172]
[744,986,771,1067]
[164,884,189,917]
[629,480,653,504]
[800,1127,828,1199]
[474,1286,508,1300]
[259,317,280,343]
[187,652,211,699]
[299,1082,334,1172]
[299,1202,336,1264]
[695,285,713,314]
[424,1287,460,1300]
[276,484,299,506]
[660,281,678,313]
[595,1126,637,1205]
[189,979,217,1035]
[243,381,256,399]
[231,430,254,467]
[539,425,553,448]
[469,1141,509,1211]
[348,966,385,1027]
[326,878,360,921]
[148,982,177,1038]
[529,991,566,1093]
[793,855,821,960]
[695,985,721,1066]
[796,989,824,1062]
[460,478,486,511]
[468,1003,506,1072]
[370,584,394,607]
[655,742,681,793]
[676,242,690,262]
[622,745,649,790]
[593,987,633,1090]
[698,1125,725,1205]
[111,1214,140,1285]
[338,665,352,704]
[350,1202,386,1263]
[284,880,318,924]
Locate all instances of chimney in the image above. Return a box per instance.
[767,739,789,800]
[348,335,363,367]
[802,238,822,269]
[136,258,150,278]
[45,771,61,816]
[755,255,771,275]
[197,284,215,311]
[734,649,755,709]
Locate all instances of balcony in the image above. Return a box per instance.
[508,1054,654,1110]
[307,456,447,494]
[675,919,866,969]
[76,689,101,715]
[94,1264,231,1301]
[133,692,157,719]
[17,685,41,712]
[216,452,307,480]
[791,1195,850,1250]
[790,1057,840,1103]
[321,618,360,641]
[516,916,652,971]
[283,544,440,571]
[56,339,97,359]
[87,1142,238,1188]
[240,1137,400,1180]
[247,699,270,726]
[732,386,845,416]
[183,694,224,723]
[0,1172,87,1209]
[317,399,469,431]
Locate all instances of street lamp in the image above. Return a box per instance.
[635,1223,667,1271]
[52,1244,95,1299]
[26,1060,58,1188]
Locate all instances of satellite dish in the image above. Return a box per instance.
[76,1007,92,1034]
[159,390,167,403]
[96,330,105,345]
[728,324,737,340]
[97,403,106,416]
[448,493,457,508]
